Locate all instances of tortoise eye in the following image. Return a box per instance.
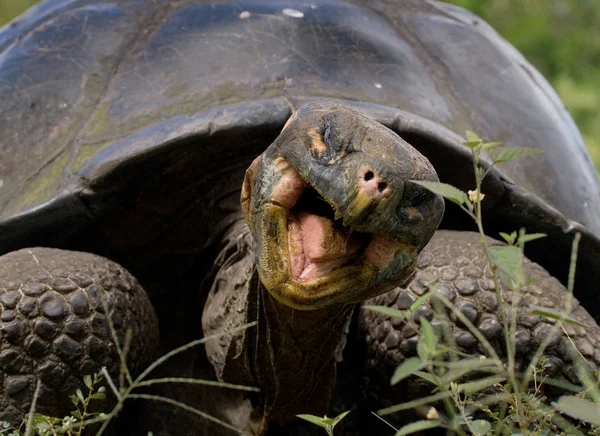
[323,123,333,149]
[307,116,345,164]
[322,117,341,152]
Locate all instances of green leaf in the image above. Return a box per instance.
[391,357,424,385]
[410,181,468,206]
[446,357,497,371]
[416,341,427,364]
[71,410,82,420]
[499,231,517,245]
[487,147,542,164]
[421,318,438,350]
[417,319,438,362]
[466,130,482,142]
[410,290,434,312]
[296,414,328,429]
[84,375,92,389]
[481,141,502,150]
[297,411,350,431]
[530,305,588,328]
[91,391,107,401]
[70,393,79,406]
[413,370,438,385]
[518,233,546,244]
[35,421,52,431]
[488,245,524,289]
[76,388,85,404]
[457,375,506,395]
[441,364,500,386]
[395,420,441,435]
[379,391,453,415]
[362,305,405,320]
[441,367,489,386]
[464,130,483,148]
[552,395,600,425]
[470,419,492,436]
[32,413,48,423]
[328,410,350,428]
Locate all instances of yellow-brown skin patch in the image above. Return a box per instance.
[241,155,261,223]
[346,189,374,218]
[308,127,327,153]
[346,166,391,218]
[405,206,422,220]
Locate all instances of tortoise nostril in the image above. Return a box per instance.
[364,171,374,181]
[377,182,387,192]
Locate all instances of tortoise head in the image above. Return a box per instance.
[241,103,444,309]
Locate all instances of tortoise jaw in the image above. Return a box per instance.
[253,159,417,310]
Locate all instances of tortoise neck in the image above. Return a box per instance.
[252,283,354,425]
[202,219,354,431]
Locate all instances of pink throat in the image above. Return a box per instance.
[288,211,361,281]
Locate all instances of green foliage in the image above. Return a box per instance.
[90,317,259,435]
[362,304,406,320]
[530,305,588,329]
[469,420,492,436]
[0,373,106,436]
[395,419,442,435]
[485,148,543,165]
[446,0,600,171]
[553,395,600,426]
[297,411,350,436]
[371,132,600,435]
[391,357,424,386]
[411,181,470,208]
[0,0,38,26]
[487,245,525,290]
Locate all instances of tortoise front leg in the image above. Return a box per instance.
[359,230,600,428]
[0,247,158,425]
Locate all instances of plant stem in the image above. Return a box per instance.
[471,146,524,428]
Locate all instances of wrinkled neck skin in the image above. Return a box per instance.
[202,219,354,434]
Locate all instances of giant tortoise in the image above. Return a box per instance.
[1,0,600,434]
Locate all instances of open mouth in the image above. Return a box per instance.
[289,188,367,281]
[268,157,406,286]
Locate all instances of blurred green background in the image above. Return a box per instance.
[0,0,39,26]
[1,0,599,170]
